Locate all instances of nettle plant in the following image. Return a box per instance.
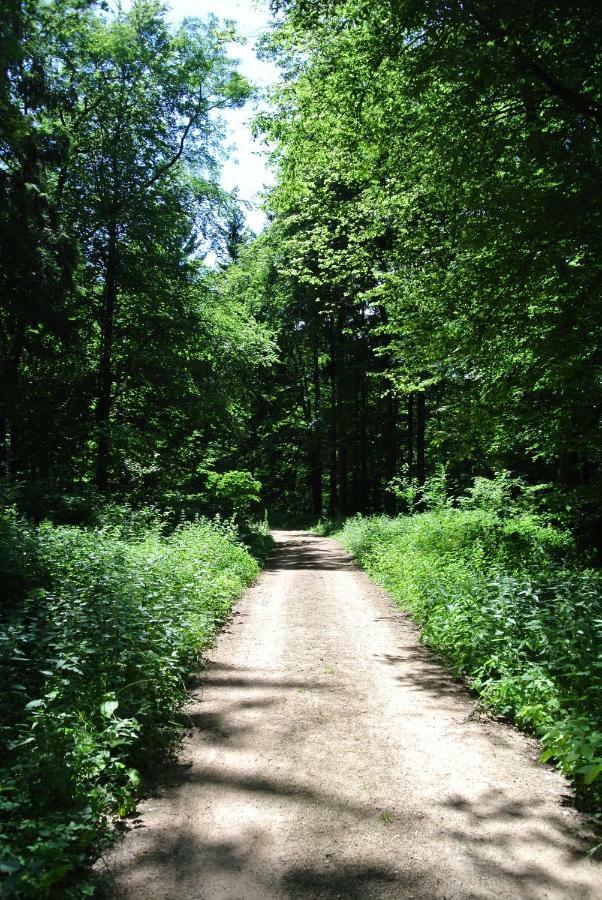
[0,508,259,895]
[204,470,262,520]
[337,476,602,814]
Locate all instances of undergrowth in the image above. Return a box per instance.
[0,508,262,897]
[336,478,602,818]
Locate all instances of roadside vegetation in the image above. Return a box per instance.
[336,474,602,818]
[2,0,602,891]
[0,507,267,897]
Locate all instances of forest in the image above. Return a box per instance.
[1,0,601,895]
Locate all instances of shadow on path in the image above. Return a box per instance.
[267,534,354,572]
[99,531,600,900]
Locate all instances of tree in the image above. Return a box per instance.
[243,0,602,530]
[1,1,272,503]
[62,2,251,491]
[0,0,95,476]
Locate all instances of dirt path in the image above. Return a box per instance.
[100,531,601,899]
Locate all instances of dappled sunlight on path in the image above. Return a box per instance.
[99,531,601,899]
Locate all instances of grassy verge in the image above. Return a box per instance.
[0,509,264,897]
[336,508,602,817]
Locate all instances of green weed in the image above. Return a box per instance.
[0,508,259,897]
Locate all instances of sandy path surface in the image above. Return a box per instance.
[100,531,601,899]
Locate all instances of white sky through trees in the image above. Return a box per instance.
[167,0,279,233]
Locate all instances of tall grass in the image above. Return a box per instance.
[0,509,260,897]
[337,501,602,815]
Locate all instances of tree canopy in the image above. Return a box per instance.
[1,0,601,540]
[216,0,602,538]
[1,0,274,512]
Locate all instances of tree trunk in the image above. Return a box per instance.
[95,220,118,494]
[416,390,426,486]
[328,315,338,517]
[339,435,349,516]
[350,379,362,513]
[407,393,414,481]
[383,392,397,514]
[1,317,26,477]
[357,373,368,512]
[0,411,6,477]
[310,345,323,516]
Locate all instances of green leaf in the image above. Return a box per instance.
[100,699,119,718]
[25,699,44,710]
[578,763,602,786]
[127,768,141,788]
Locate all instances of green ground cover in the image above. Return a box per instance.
[0,509,264,897]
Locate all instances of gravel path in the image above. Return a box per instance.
[100,531,601,899]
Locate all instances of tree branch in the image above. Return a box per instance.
[142,86,207,189]
[468,4,602,127]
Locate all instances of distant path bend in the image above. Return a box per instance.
[101,530,601,899]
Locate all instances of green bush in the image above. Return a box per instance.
[337,498,602,814]
[204,470,262,519]
[0,508,259,897]
[239,518,274,565]
[163,470,263,525]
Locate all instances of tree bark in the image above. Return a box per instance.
[95,219,118,494]
[407,393,414,481]
[383,392,397,514]
[416,390,426,486]
[1,308,26,477]
[339,433,349,517]
[310,344,323,516]
[328,315,338,517]
[358,372,368,512]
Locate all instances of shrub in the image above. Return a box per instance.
[239,518,274,565]
[0,508,259,897]
[204,470,262,520]
[163,470,263,525]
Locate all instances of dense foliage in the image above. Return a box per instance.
[0,0,274,503]
[337,476,602,813]
[2,0,602,888]
[213,0,602,540]
[0,3,276,893]
[3,0,601,530]
[0,508,260,896]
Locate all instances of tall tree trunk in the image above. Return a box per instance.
[383,392,397,514]
[338,336,348,515]
[310,345,323,516]
[95,219,118,493]
[416,390,426,486]
[2,315,26,477]
[407,393,414,481]
[350,379,361,513]
[2,162,31,478]
[359,372,368,512]
[339,433,348,516]
[0,411,6,477]
[328,315,338,517]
